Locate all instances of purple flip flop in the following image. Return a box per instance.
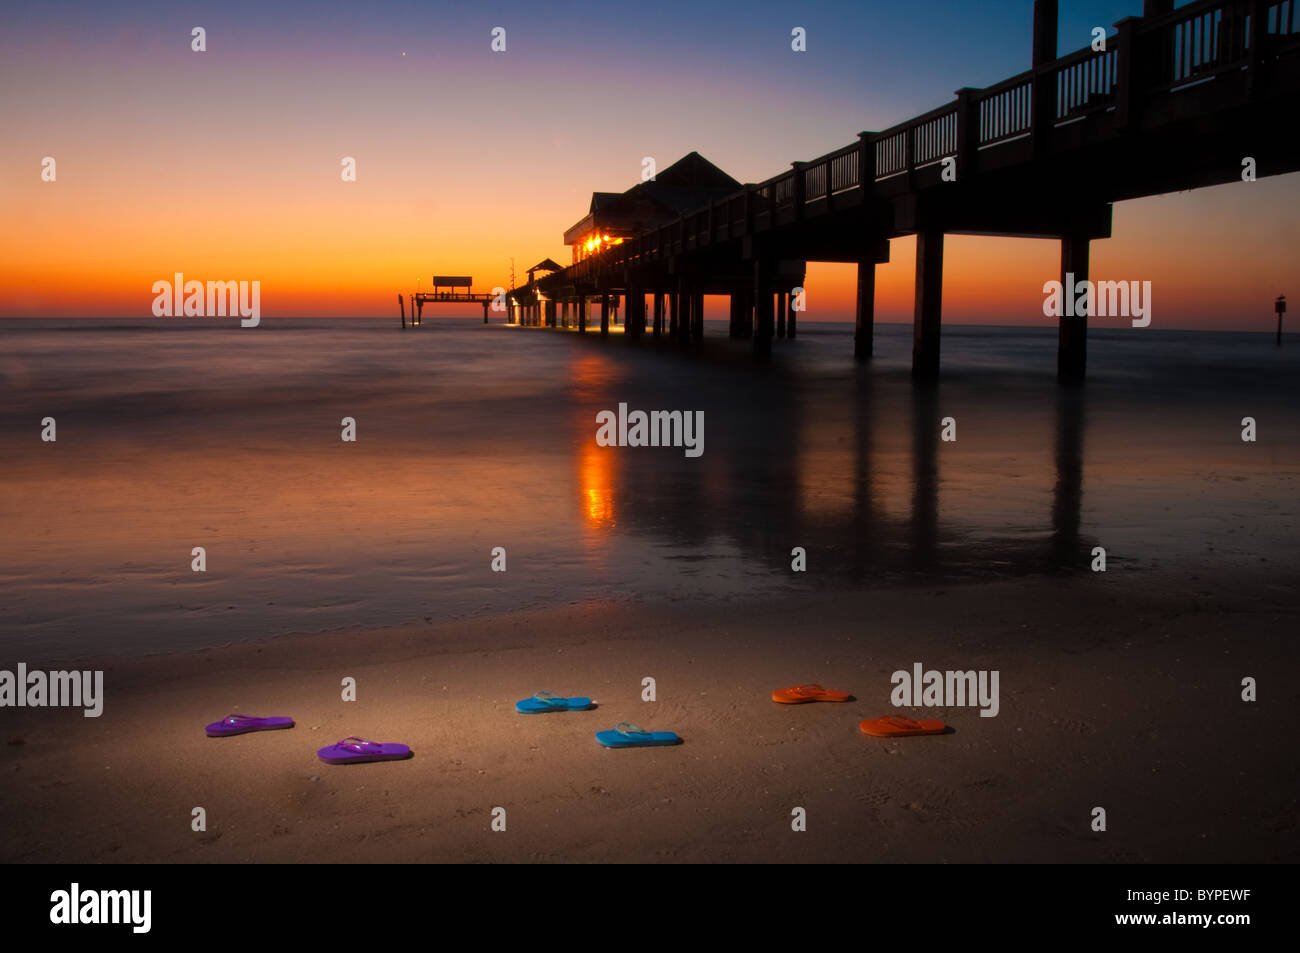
[316,737,414,765]
[206,714,295,737]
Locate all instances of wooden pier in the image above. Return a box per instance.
[503,0,1300,379]
[400,276,495,327]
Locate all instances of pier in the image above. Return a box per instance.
[400,276,496,327]
[501,0,1300,380]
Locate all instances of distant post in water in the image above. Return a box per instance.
[1277,294,1287,346]
[398,293,406,329]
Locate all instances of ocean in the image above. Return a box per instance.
[2,317,1297,658]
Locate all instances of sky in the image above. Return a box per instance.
[1,0,1295,329]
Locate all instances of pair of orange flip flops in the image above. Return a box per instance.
[772,685,946,738]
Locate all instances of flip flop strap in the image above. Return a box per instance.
[615,722,649,738]
[791,684,824,694]
[532,692,563,705]
[337,737,382,752]
[884,716,921,729]
[224,714,263,724]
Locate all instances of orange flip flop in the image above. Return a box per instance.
[772,684,852,704]
[859,715,946,737]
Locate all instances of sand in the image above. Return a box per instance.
[3,568,1296,864]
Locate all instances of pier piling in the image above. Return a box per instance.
[1058,236,1090,382]
[912,230,944,380]
[854,261,875,360]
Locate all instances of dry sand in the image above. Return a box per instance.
[2,570,1296,864]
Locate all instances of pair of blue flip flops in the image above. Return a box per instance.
[514,692,681,748]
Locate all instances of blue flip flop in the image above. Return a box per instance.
[596,722,681,748]
[516,691,594,714]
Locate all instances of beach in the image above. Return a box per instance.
[2,318,1298,863]
[2,569,1297,864]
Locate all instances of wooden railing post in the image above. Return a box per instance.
[954,87,980,177]
[1245,0,1263,99]
[1031,0,1059,156]
[1113,17,1141,129]
[857,131,876,193]
[792,162,807,219]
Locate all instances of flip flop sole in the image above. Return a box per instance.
[516,700,594,713]
[859,719,946,737]
[205,721,295,737]
[595,731,681,748]
[316,742,413,764]
[317,751,414,764]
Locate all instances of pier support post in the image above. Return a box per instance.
[1058,235,1089,382]
[788,277,800,339]
[483,301,489,324]
[739,286,754,339]
[728,292,742,339]
[776,291,787,338]
[600,294,610,336]
[854,261,875,360]
[669,291,678,336]
[578,297,587,333]
[677,277,692,345]
[692,289,704,341]
[627,289,642,339]
[912,229,944,380]
[753,262,774,358]
[399,294,406,329]
[653,291,664,336]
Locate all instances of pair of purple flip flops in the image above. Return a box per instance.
[205,714,412,765]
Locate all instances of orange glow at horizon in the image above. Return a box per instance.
[4,116,1295,329]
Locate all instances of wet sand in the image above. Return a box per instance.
[3,569,1296,864]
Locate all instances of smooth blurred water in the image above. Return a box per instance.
[1,317,1297,658]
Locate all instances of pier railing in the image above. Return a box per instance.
[544,0,1299,289]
